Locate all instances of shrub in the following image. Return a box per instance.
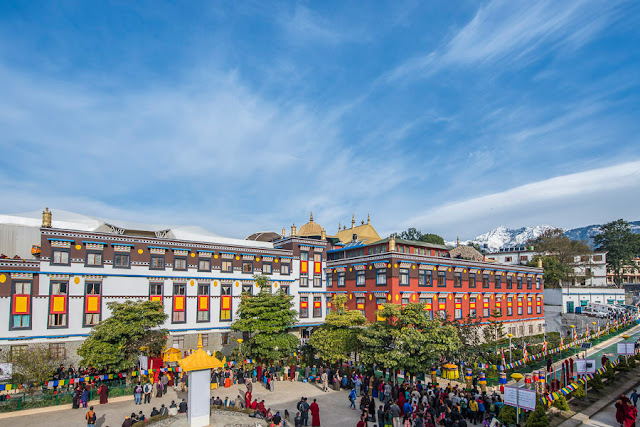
[525,402,550,427]
[629,357,637,368]
[589,374,605,391]
[552,395,569,411]
[499,404,517,425]
[572,385,586,398]
[615,358,630,372]
[603,364,616,381]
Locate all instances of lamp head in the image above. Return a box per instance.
[510,373,524,382]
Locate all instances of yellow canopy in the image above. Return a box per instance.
[162,347,182,363]
[443,363,458,369]
[177,335,226,372]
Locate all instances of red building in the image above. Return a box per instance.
[326,235,544,338]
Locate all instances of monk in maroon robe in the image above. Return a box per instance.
[98,383,108,404]
[310,398,321,427]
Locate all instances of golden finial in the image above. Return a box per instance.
[321,228,326,240]
[389,234,396,252]
[310,211,314,222]
[338,222,341,232]
[291,223,297,236]
[282,227,286,237]
[367,214,370,225]
[538,258,543,268]
[361,220,365,225]
[351,214,355,229]
[42,207,52,228]
[197,333,203,349]
[456,236,460,247]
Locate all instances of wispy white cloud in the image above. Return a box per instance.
[404,160,640,239]
[278,4,359,45]
[386,0,621,82]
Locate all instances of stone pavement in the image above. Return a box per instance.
[0,379,362,427]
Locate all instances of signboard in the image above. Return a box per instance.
[575,359,596,374]
[504,386,537,411]
[0,363,12,381]
[617,343,635,355]
[581,343,592,349]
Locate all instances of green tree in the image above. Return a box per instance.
[528,255,570,288]
[525,402,550,427]
[593,219,640,287]
[8,345,60,396]
[498,405,517,425]
[527,228,591,286]
[308,294,366,362]
[483,309,505,347]
[360,303,461,381]
[552,395,569,411]
[78,300,167,372]
[397,228,446,245]
[231,274,299,361]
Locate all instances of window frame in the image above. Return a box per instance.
[482,274,489,289]
[10,280,32,331]
[313,296,322,318]
[376,268,387,286]
[51,248,70,266]
[198,258,211,272]
[48,281,68,329]
[150,255,165,271]
[221,260,233,273]
[174,257,187,271]
[262,262,272,275]
[453,272,462,288]
[356,270,366,287]
[437,271,446,288]
[300,296,309,318]
[280,262,291,275]
[85,251,104,268]
[113,252,131,269]
[495,275,501,289]
[83,281,102,327]
[337,272,345,287]
[469,273,476,288]
[242,261,253,274]
[197,283,210,323]
[399,268,410,286]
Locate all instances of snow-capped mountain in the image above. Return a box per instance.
[448,225,555,252]
[450,220,640,252]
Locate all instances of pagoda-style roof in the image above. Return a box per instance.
[177,335,226,372]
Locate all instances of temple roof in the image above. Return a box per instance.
[331,214,381,244]
[297,212,325,237]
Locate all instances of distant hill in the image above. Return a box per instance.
[448,220,640,252]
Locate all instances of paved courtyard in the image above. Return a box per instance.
[0,379,362,427]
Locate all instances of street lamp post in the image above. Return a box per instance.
[511,372,524,425]
[237,339,244,366]
[507,333,514,364]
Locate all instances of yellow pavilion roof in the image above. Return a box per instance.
[177,335,226,371]
[332,215,381,244]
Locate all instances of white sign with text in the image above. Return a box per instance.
[504,386,537,411]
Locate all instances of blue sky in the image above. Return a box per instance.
[1,1,639,240]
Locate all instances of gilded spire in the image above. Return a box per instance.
[321,228,326,240]
[197,333,203,349]
[291,223,297,236]
[42,207,52,228]
[367,214,370,225]
[351,214,355,229]
[310,211,314,222]
[389,234,396,252]
[338,222,341,232]
[282,227,286,237]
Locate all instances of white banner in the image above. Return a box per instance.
[504,386,537,411]
[0,363,13,381]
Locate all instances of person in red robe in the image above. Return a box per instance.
[98,383,108,404]
[245,390,252,409]
[397,393,406,416]
[257,400,266,415]
[310,398,321,427]
[624,400,638,427]
[251,399,258,410]
[617,398,628,427]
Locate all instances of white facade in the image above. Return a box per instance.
[544,287,626,314]
[487,249,608,287]
[0,222,329,362]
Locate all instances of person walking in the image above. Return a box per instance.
[355,376,363,397]
[350,389,357,410]
[143,381,152,404]
[98,383,109,404]
[295,411,304,427]
[85,406,97,427]
[81,386,90,408]
[321,371,329,392]
[390,401,401,427]
[468,398,478,425]
[631,390,639,408]
[133,382,143,405]
[300,397,310,426]
[310,398,321,427]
